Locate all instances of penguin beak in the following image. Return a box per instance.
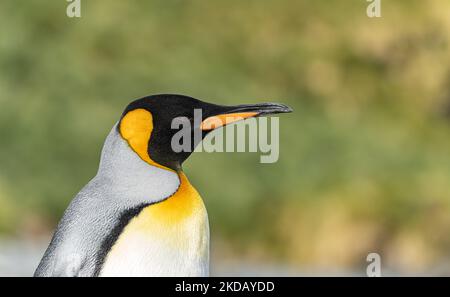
[200,102,293,131]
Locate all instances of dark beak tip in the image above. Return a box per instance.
[263,103,293,114]
[222,101,293,116]
[280,104,294,113]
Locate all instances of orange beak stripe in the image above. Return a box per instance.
[200,112,259,131]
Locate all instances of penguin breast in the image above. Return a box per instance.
[99,172,210,277]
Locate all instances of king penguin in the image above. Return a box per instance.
[34,94,292,277]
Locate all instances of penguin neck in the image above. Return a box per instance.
[96,123,181,205]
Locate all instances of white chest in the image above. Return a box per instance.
[99,176,210,277]
[100,214,209,277]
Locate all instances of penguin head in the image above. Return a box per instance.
[118,94,292,171]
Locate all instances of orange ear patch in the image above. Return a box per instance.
[200,112,259,131]
[119,109,173,171]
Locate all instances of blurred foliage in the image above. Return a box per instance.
[1,0,450,273]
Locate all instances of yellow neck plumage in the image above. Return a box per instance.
[118,108,204,224]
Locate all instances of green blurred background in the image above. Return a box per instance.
[1,0,450,275]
